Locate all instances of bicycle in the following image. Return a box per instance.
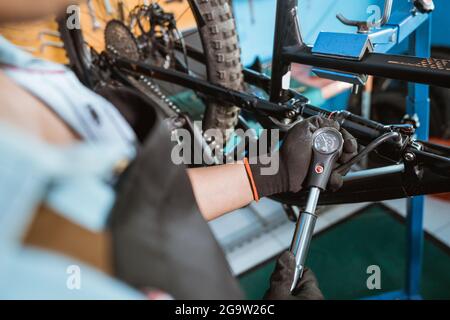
[57,0,450,207]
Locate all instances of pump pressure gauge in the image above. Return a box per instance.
[307,127,344,190]
[313,127,343,155]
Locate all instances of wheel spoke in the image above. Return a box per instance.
[176,5,191,22]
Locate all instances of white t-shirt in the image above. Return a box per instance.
[0,36,136,156]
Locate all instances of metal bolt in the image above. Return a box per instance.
[404,152,415,162]
[286,110,296,118]
[173,117,186,127]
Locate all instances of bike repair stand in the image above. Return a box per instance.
[309,3,431,300]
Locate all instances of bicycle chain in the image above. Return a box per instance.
[106,43,181,114]
[107,45,225,158]
[134,68,226,156]
[137,74,182,115]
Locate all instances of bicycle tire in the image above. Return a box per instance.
[188,0,243,145]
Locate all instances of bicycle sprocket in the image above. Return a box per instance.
[105,19,141,61]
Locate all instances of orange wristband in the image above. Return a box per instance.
[243,157,260,202]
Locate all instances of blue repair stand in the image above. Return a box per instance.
[367,15,431,301]
[400,16,430,301]
[310,8,432,300]
[369,15,431,301]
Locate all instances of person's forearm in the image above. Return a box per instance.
[187,161,254,221]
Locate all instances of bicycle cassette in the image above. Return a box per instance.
[105,19,141,61]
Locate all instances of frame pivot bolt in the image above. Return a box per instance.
[404,152,416,162]
[286,110,297,118]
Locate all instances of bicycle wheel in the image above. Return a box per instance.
[58,0,244,146]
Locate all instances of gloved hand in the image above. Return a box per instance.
[264,251,324,300]
[249,116,358,198]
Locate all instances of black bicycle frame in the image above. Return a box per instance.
[112,54,450,206]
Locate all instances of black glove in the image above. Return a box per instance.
[264,251,324,300]
[249,116,358,198]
